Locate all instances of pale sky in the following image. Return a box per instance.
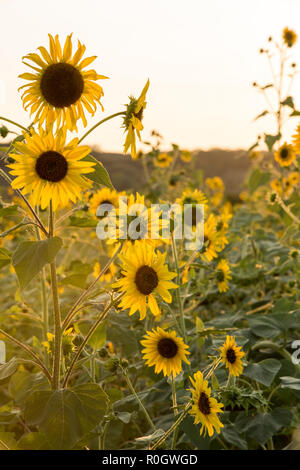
[1,0,300,152]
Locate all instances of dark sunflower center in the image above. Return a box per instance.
[40,63,84,108]
[216,270,225,282]
[35,151,68,182]
[135,265,158,295]
[198,392,211,415]
[280,148,289,160]
[157,338,178,358]
[226,348,237,364]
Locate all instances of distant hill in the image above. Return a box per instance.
[0,144,250,198]
[93,148,250,197]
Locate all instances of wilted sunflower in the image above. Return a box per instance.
[188,371,224,437]
[282,27,297,47]
[19,33,108,130]
[219,335,245,377]
[154,152,173,168]
[113,240,177,319]
[89,188,123,216]
[274,143,296,167]
[141,327,190,377]
[123,79,149,159]
[216,259,231,293]
[8,128,95,210]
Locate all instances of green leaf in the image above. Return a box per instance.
[248,168,271,195]
[12,237,63,289]
[264,133,281,152]
[83,155,114,190]
[244,359,281,386]
[244,408,292,445]
[222,425,248,450]
[0,205,19,218]
[0,432,19,450]
[0,247,11,269]
[18,432,50,450]
[290,109,300,116]
[24,383,108,449]
[68,215,98,228]
[77,320,106,350]
[0,357,45,385]
[281,96,294,108]
[280,376,300,391]
[254,110,268,120]
[181,415,211,449]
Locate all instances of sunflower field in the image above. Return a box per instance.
[0,28,300,452]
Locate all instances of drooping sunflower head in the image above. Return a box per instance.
[141,327,190,377]
[292,123,300,154]
[123,79,150,159]
[8,128,95,210]
[219,335,245,377]
[188,371,224,437]
[274,143,296,167]
[19,34,108,131]
[113,240,177,320]
[282,27,297,48]
[216,259,231,293]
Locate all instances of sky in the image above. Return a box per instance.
[1,0,300,152]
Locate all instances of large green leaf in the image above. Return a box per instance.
[248,169,271,195]
[12,237,63,289]
[83,155,114,190]
[24,383,108,449]
[244,359,281,386]
[0,247,11,269]
[0,432,19,450]
[0,357,39,384]
[77,320,106,351]
[243,408,292,445]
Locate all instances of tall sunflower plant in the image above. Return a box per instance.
[0,31,299,451]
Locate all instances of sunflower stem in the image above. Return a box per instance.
[49,201,62,390]
[62,243,123,331]
[121,365,156,433]
[63,293,123,388]
[171,233,186,343]
[171,374,179,449]
[77,112,126,144]
[0,116,28,133]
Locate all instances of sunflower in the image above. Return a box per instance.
[113,240,177,320]
[199,213,225,262]
[123,79,149,159]
[188,371,224,437]
[8,128,95,210]
[216,259,231,293]
[219,336,245,377]
[176,188,207,228]
[282,27,297,47]
[141,327,190,377]
[180,150,192,163]
[89,188,123,216]
[93,260,118,283]
[154,152,173,168]
[42,328,75,358]
[274,143,296,167]
[19,33,108,131]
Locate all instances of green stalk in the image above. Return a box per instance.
[171,233,186,342]
[121,365,156,432]
[49,201,62,390]
[171,374,179,449]
[0,116,28,133]
[78,112,125,144]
